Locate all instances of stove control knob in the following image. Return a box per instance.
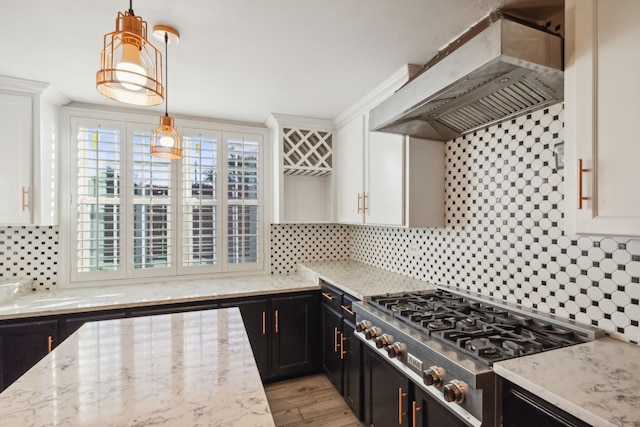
[364,327,382,340]
[375,334,393,348]
[423,366,445,387]
[356,320,372,332]
[387,342,406,359]
[443,380,467,403]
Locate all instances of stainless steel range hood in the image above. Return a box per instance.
[369,13,564,140]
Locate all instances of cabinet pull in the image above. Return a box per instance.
[412,401,421,426]
[275,310,279,333]
[340,304,355,316]
[578,159,591,209]
[21,186,28,211]
[262,311,266,335]
[340,333,346,360]
[47,336,53,353]
[322,292,335,301]
[334,326,339,352]
[357,193,362,213]
[363,193,368,212]
[398,387,407,424]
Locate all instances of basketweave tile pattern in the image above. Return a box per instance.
[0,226,59,289]
[270,224,350,274]
[351,103,640,344]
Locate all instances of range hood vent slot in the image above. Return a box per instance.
[369,12,564,140]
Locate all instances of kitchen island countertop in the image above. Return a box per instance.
[494,337,640,427]
[0,307,275,427]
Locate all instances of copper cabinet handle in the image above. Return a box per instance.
[363,193,368,212]
[340,333,346,360]
[322,292,335,301]
[47,336,53,353]
[357,193,362,213]
[412,401,421,426]
[340,304,355,316]
[398,387,407,424]
[275,310,279,333]
[578,159,591,209]
[334,326,339,352]
[21,186,28,211]
[262,311,266,335]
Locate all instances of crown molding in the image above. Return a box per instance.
[334,64,421,128]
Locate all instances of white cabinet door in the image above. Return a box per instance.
[0,93,32,224]
[336,115,365,224]
[366,132,403,225]
[565,0,640,236]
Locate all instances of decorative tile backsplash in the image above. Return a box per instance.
[270,224,350,274]
[349,103,640,344]
[0,226,59,289]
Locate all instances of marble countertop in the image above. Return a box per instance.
[494,337,640,427]
[0,273,318,320]
[0,307,275,427]
[298,260,437,299]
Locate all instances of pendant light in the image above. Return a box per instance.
[151,26,182,159]
[96,0,164,106]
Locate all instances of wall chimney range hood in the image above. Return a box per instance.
[369,12,564,141]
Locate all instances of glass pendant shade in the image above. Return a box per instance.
[96,10,164,106]
[151,115,182,159]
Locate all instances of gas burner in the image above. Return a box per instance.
[427,318,456,331]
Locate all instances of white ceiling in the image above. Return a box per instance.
[0,0,563,124]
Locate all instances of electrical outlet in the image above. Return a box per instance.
[407,243,420,257]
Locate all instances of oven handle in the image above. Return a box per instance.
[398,387,407,424]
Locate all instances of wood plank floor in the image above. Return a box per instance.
[264,374,365,427]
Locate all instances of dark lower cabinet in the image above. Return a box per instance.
[221,291,320,382]
[413,383,465,427]
[502,379,590,427]
[271,293,320,379]
[364,344,410,427]
[342,317,362,418]
[0,318,59,391]
[321,303,343,391]
[320,282,363,420]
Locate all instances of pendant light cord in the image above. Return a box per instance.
[164,32,169,117]
[128,0,134,16]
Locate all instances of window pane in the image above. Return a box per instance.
[182,135,218,266]
[76,126,121,272]
[226,136,260,265]
[227,205,259,264]
[132,131,172,270]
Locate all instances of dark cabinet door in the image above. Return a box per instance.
[342,318,362,420]
[61,311,126,342]
[413,384,466,427]
[321,303,343,392]
[270,293,320,379]
[502,380,590,427]
[364,345,410,427]
[0,319,59,391]
[221,299,270,380]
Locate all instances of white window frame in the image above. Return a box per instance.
[60,105,269,287]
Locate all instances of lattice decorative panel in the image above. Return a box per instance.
[282,128,332,176]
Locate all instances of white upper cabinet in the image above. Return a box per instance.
[565,0,640,236]
[0,93,32,224]
[335,115,365,224]
[266,114,335,223]
[335,114,444,227]
[0,76,67,226]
